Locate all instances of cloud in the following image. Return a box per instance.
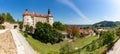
[57,0,92,23]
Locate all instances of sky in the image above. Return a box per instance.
[0,0,120,24]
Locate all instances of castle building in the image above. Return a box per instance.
[22,9,53,31]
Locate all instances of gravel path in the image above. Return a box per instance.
[11,29,36,54]
[107,39,120,54]
[0,30,17,54]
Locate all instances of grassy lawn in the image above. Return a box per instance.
[21,32,98,54]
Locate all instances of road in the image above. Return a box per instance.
[107,39,120,54]
[11,29,36,54]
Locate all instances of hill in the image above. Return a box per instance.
[93,21,120,27]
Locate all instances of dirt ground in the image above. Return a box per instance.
[0,30,17,54]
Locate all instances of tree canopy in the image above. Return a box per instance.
[33,22,64,44]
[67,26,80,37]
[99,31,115,45]
[0,15,4,24]
[0,12,15,23]
[5,13,15,22]
[53,21,66,31]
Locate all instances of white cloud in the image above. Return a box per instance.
[57,0,92,23]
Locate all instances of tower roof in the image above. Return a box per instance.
[48,9,52,16]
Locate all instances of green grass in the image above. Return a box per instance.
[27,36,69,54]
[21,32,98,54]
[93,36,119,54]
[79,36,119,54]
[72,36,98,48]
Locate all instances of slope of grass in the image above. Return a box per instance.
[21,32,98,54]
[93,36,119,54]
[72,36,98,48]
[79,35,119,54]
[24,35,68,54]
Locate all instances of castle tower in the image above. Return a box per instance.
[47,9,53,25]
[22,9,34,31]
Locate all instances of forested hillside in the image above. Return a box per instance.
[93,21,120,27]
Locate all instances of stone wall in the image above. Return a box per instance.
[2,22,19,29]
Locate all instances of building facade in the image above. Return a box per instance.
[22,9,53,31]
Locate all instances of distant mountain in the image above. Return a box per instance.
[93,21,120,27]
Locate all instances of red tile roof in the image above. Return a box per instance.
[23,10,52,18]
[79,29,94,35]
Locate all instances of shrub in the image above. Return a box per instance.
[60,43,74,54]
[24,32,28,37]
[0,24,4,29]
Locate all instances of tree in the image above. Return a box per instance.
[25,25,33,34]
[1,13,5,20]
[99,31,115,45]
[66,27,72,36]
[5,13,15,22]
[67,26,80,38]
[0,15,4,24]
[116,24,120,36]
[71,26,80,37]
[53,21,66,31]
[0,24,4,29]
[18,21,23,30]
[25,25,29,33]
[29,26,33,33]
[34,22,64,44]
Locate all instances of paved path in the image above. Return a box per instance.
[0,30,17,54]
[11,29,36,54]
[0,29,7,34]
[107,39,120,54]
